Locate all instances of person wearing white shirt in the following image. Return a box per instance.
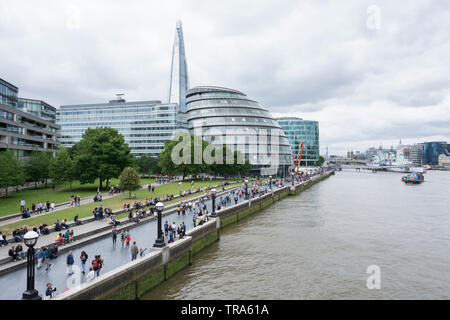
[50,202,55,211]
[86,267,95,282]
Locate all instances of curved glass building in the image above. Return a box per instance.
[276,117,320,166]
[186,86,292,176]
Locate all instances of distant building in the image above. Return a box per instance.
[438,154,450,167]
[57,98,180,157]
[276,117,319,167]
[422,141,450,165]
[0,78,60,158]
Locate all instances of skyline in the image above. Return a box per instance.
[1,0,449,155]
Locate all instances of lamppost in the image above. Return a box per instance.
[244,179,249,199]
[153,202,165,248]
[210,189,217,217]
[291,172,295,186]
[23,231,41,300]
[269,175,272,190]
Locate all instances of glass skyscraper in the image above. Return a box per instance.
[422,141,450,165]
[187,86,293,177]
[276,117,320,166]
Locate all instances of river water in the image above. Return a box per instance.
[142,170,450,300]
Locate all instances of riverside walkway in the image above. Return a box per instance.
[0,181,169,227]
[0,180,282,300]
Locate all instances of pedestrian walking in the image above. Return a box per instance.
[80,251,88,274]
[44,246,52,270]
[66,251,74,275]
[131,241,138,261]
[112,227,117,244]
[120,230,125,247]
[35,247,44,269]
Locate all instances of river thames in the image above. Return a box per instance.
[143,170,450,299]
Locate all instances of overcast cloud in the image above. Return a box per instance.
[1,0,449,155]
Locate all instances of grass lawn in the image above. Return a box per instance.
[0,178,155,218]
[0,179,246,235]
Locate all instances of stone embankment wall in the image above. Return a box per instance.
[56,171,334,300]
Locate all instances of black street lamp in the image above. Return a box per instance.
[23,231,41,300]
[269,175,272,190]
[244,179,249,199]
[291,172,295,186]
[210,189,217,217]
[153,202,165,248]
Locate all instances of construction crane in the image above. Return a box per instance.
[294,140,305,174]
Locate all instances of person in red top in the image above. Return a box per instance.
[125,234,131,248]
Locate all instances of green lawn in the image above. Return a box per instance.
[0,178,155,218]
[0,179,245,235]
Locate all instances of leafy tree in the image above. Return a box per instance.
[24,150,52,189]
[0,150,25,197]
[136,155,160,175]
[72,127,133,189]
[49,146,75,191]
[158,133,210,180]
[119,167,141,198]
[317,156,325,166]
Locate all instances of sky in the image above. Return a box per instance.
[1,0,449,156]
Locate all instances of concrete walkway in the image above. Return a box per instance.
[0,183,249,273]
[0,181,283,300]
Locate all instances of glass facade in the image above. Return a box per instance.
[187,86,293,177]
[17,98,57,123]
[0,78,60,158]
[276,117,320,166]
[0,78,18,107]
[57,100,180,157]
[168,20,189,112]
[422,141,450,165]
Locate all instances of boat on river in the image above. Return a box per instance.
[401,172,424,184]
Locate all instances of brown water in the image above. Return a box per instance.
[142,170,450,299]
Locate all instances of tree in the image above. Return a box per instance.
[72,127,133,189]
[317,156,325,166]
[157,133,209,180]
[136,155,160,175]
[49,146,75,191]
[24,150,52,189]
[119,167,141,198]
[0,150,25,197]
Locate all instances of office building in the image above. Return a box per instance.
[57,98,179,157]
[186,86,293,176]
[276,117,319,166]
[0,78,60,158]
[422,141,450,165]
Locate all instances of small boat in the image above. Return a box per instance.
[401,172,424,184]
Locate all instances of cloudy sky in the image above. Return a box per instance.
[1,0,449,155]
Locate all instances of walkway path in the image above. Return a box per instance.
[0,180,284,300]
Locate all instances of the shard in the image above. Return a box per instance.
[168,20,189,113]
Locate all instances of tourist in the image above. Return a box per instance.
[0,232,8,246]
[8,246,18,261]
[125,234,131,248]
[120,230,125,247]
[56,233,64,245]
[164,221,169,236]
[86,267,95,282]
[131,241,138,261]
[139,248,147,257]
[80,251,88,274]
[45,283,57,299]
[93,255,103,277]
[15,242,26,259]
[35,247,44,269]
[50,202,55,211]
[66,251,74,275]
[20,199,25,213]
[112,227,117,244]
[44,246,52,270]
